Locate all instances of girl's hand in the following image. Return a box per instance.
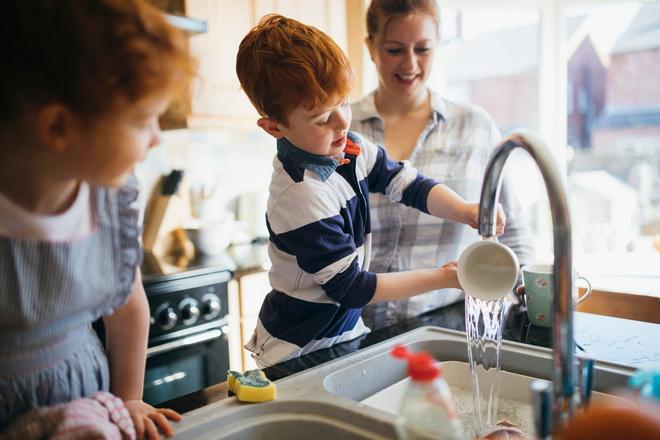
[464,203,506,236]
[124,400,182,439]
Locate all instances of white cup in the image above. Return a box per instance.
[458,239,519,301]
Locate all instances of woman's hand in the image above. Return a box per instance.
[463,202,506,235]
[124,400,182,439]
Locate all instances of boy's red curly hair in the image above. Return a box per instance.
[236,14,353,125]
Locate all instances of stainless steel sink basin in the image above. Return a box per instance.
[323,330,632,398]
[173,400,395,439]
[173,326,635,439]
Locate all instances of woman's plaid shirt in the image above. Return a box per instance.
[350,90,534,329]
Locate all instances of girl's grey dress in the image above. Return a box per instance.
[0,176,141,428]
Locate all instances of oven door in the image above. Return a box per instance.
[144,324,229,406]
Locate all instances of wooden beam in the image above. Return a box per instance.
[345,0,366,100]
[576,289,660,324]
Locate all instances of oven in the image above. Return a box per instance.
[143,268,232,406]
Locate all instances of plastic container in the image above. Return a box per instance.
[391,345,465,440]
[629,369,660,402]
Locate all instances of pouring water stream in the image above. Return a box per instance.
[461,235,514,436]
[465,292,507,435]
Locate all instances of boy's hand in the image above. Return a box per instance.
[124,400,182,439]
[463,203,506,235]
[438,261,461,289]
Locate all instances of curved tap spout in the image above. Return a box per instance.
[478,132,576,430]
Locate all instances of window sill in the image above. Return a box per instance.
[576,279,660,324]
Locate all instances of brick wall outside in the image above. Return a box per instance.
[467,73,537,133]
[607,48,660,106]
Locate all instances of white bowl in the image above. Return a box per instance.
[186,220,236,256]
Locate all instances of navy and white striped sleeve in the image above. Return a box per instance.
[358,134,439,214]
[267,182,376,308]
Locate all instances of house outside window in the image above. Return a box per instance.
[419,0,660,296]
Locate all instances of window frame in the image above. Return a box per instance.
[435,0,660,307]
[355,0,659,303]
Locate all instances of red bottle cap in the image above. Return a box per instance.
[391,345,441,381]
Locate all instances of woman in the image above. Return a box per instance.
[351,0,534,329]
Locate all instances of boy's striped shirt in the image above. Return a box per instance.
[245,132,439,366]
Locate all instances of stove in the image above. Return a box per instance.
[142,265,233,406]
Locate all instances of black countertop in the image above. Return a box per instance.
[165,299,660,413]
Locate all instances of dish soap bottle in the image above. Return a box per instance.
[392,345,465,440]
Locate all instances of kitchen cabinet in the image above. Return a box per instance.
[253,0,348,48]
[226,279,243,370]
[235,270,271,370]
[184,0,255,127]
[171,0,359,129]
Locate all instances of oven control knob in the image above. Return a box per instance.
[179,300,200,325]
[157,306,178,331]
[201,294,221,320]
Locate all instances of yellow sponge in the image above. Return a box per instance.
[227,369,277,403]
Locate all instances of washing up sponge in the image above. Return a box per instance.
[227,369,277,403]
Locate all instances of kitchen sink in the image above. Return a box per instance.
[172,400,395,440]
[173,326,635,439]
[359,361,628,435]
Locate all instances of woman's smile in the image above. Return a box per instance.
[395,73,421,85]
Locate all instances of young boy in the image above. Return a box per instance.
[236,14,505,367]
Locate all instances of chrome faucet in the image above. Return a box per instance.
[477,132,585,434]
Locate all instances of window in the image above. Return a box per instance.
[565,2,660,294]
[431,0,660,296]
